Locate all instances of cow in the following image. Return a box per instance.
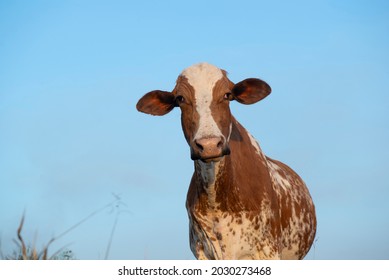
[136,63,316,260]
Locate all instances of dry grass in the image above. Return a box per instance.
[5,214,58,260]
[2,193,127,260]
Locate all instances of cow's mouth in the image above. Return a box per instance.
[200,156,223,163]
[190,147,230,163]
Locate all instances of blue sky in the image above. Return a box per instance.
[0,0,388,259]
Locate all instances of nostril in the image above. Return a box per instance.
[217,140,223,149]
[195,140,204,151]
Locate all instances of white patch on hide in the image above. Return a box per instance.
[181,63,224,141]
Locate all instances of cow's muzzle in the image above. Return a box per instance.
[191,137,230,162]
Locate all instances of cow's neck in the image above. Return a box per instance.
[194,160,223,206]
[193,116,273,213]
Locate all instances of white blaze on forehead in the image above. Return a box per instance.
[181,63,224,140]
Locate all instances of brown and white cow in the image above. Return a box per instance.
[136,63,316,259]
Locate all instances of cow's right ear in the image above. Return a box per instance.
[136,90,176,116]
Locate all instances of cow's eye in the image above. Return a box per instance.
[176,95,185,104]
[224,92,233,101]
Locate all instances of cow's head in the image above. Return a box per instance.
[136,63,271,163]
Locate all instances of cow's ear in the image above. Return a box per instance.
[136,90,176,116]
[231,78,271,105]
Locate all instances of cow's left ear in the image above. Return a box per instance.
[136,90,176,116]
[231,78,271,105]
